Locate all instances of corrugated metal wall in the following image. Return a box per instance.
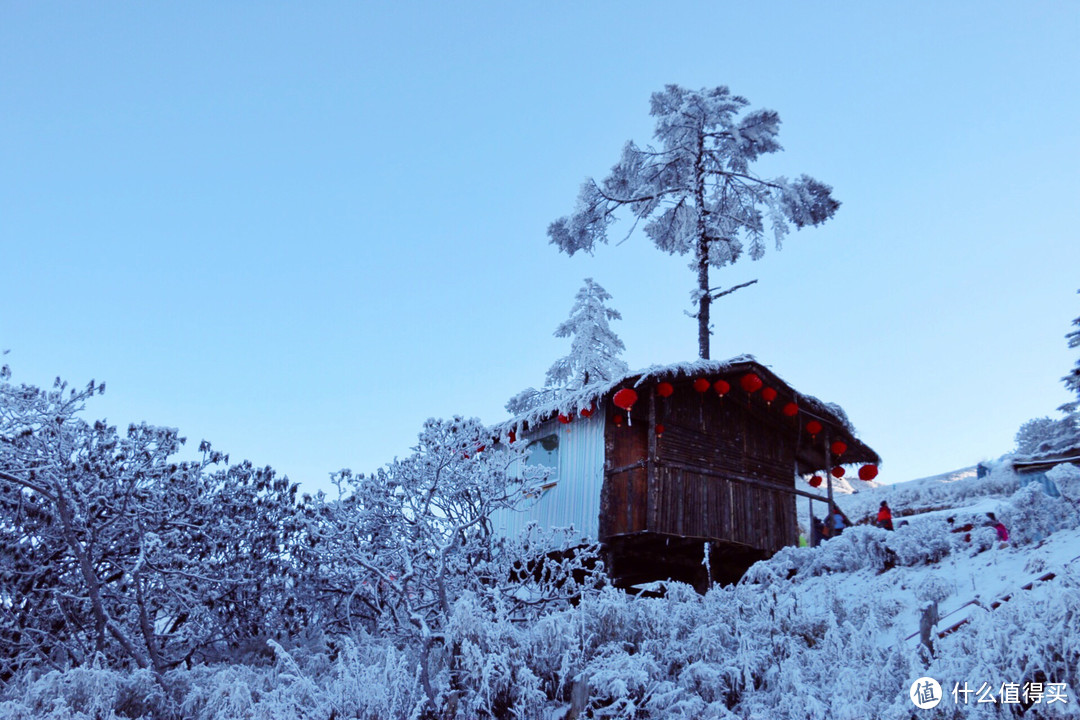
[490,412,606,543]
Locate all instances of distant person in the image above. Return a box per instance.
[811,516,825,546]
[876,501,894,531]
[987,512,1009,543]
[828,506,847,537]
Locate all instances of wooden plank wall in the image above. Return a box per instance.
[601,383,798,553]
[655,389,796,551]
[599,404,649,538]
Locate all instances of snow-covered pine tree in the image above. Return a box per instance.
[548,84,839,359]
[1015,291,1080,457]
[1061,289,1080,414]
[504,279,628,414]
[545,278,628,390]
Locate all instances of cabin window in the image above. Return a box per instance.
[525,434,559,477]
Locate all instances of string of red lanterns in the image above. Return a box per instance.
[594,377,877,482]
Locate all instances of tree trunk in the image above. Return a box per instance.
[54,482,148,669]
[694,131,710,359]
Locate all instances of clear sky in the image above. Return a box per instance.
[2,2,1078,491]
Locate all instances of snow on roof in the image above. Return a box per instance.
[495,355,877,461]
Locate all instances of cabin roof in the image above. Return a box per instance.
[496,355,881,472]
[1012,448,1080,473]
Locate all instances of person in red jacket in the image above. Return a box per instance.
[987,512,1009,542]
[876,501,894,531]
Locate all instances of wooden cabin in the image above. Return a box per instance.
[491,357,881,589]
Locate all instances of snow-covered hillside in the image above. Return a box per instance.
[6,462,1078,719]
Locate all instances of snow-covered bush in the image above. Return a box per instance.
[1048,462,1080,505]
[445,592,548,718]
[805,526,891,575]
[1000,481,1079,546]
[0,666,172,720]
[886,516,953,566]
[915,576,953,605]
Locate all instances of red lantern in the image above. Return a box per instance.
[508,430,516,444]
[806,420,823,436]
[782,402,799,417]
[655,424,665,437]
[580,406,593,418]
[761,387,777,404]
[713,379,731,396]
[693,378,711,393]
[858,465,879,481]
[558,413,571,424]
[740,373,763,394]
[657,382,674,398]
[830,466,846,478]
[613,414,624,427]
[613,388,638,410]
[830,440,847,457]
[808,475,823,488]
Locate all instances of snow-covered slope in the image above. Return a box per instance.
[6,463,1078,719]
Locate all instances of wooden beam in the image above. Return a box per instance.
[654,459,829,503]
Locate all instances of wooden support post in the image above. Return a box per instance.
[647,384,658,531]
[824,428,834,511]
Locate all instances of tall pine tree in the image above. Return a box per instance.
[549,84,839,359]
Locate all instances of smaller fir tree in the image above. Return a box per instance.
[545,278,628,390]
[505,279,628,415]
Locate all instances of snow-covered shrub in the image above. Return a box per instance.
[915,576,953,605]
[319,638,425,720]
[808,525,890,575]
[180,664,277,720]
[1048,462,1080,505]
[445,592,547,719]
[1000,482,1079,545]
[886,516,952,566]
[0,667,172,720]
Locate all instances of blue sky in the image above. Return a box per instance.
[2,3,1078,490]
